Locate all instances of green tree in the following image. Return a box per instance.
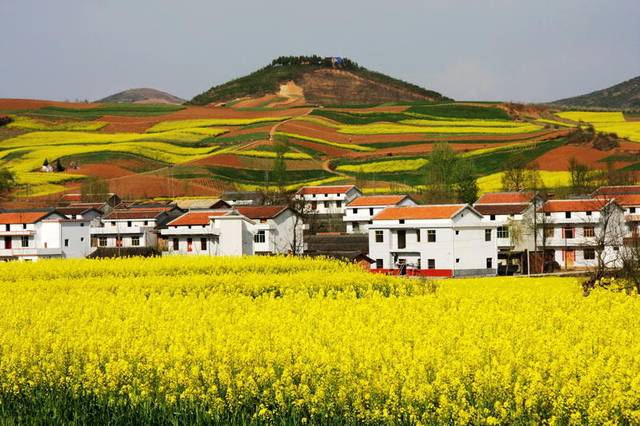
[425,143,458,202]
[0,168,16,194]
[272,143,288,193]
[454,158,478,204]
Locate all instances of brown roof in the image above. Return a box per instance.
[541,199,608,213]
[56,206,101,216]
[347,195,409,207]
[168,211,230,226]
[0,211,55,224]
[373,205,466,221]
[297,185,357,195]
[104,208,171,220]
[474,203,529,216]
[476,191,535,205]
[593,186,640,196]
[235,206,289,220]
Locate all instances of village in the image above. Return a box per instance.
[0,183,637,277]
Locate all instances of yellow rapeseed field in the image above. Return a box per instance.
[556,111,640,142]
[146,117,290,132]
[336,158,428,173]
[338,122,542,135]
[1,256,639,424]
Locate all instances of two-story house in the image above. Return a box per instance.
[91,206,182,249]
[343,195,416,233]
[0,210,92,261]
[235,206,304,254]
[368,204,498,277]
[296,185,362,214]
[474,191,543,274]
[538,199,626,269]
[160,210,255,256]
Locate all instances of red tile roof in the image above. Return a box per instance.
[593,186,640,196]
[373,205,466,221]
[56,206,101,216]
[474,203,529,216]
[168,211,230,226]
[0,211,55,224]
[297,185,357,195]
[476,191,535,205]
[104,208,171,220]
[347,195,409,207]
[609,194,640,206]
[541,199,608,213]
[235,206,288,220]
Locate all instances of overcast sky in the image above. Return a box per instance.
[1,0,639,103]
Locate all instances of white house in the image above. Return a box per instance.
[296,185,362,214]
[56,206,103,226]
[160,210,255,256]
[474,191,543,274]
[235,206,304,254]
[0,210,92,261]
[343,195,416,233]
[368,204,498,277]
[91,206,181,249]
[537,198,626,269]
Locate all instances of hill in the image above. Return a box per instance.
[97,88,185,105]
[190,56,451,106]
[553,75,640,110]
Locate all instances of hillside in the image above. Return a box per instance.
[97,88,185,104]
[553,75,640,110]
[190,56,451,106]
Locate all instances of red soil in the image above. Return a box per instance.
[103,174,221,198]
[190,154,244,168]
[0,99,100,111]
[66,164,133,179]
[231,95,278,109]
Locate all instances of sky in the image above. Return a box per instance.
[1,0,639,103]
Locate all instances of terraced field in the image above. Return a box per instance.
[1,99,638,201]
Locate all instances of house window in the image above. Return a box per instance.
[99,237,107,247]
[127,221,132,227]
[172,238,179,251]
[375,259,383,269]
[456,258,460,264]
[311,201,317,210]
[201,238,207,250]
[336,201,342,208]
[131,236,140,247]
[485,229,492,241]
[399,219,405,224]
[369,208,374,216]
[64,239,69,247]
[545,212,551,217]
[416,230,421,242]
[544,227,554,238]
[187,238,193,252]
[583,226,595,237]
[427,259,436,269]
[397,230,406,249]
[353,208,358,214]
[583,249,596,260]
[486,258,493,269]
[631,207,637,214]
[144,220,149,226]
[80,237,84,242]
[111,221,116,226]
[586,211,592,216]
[324,201,329,209]
[254,230,266,243]
[497,226,509,239]
[4,224,8,231]
[375,230,384,243]
[21,236,29,248]
[22,224,27,230]
[427,229,436,242]
[455,230,459,235]
[565,212,571,219]
[324,194,328,197]
[490,214,496,221]
[352,222,359,231]
[563,227,575,239]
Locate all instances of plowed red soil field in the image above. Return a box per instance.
[66,164,133,179]
[0,99,99,111]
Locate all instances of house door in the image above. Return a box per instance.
[4,237,11,250]
[563,249,575,268]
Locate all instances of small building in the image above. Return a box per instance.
[235,206,304,254]
[343,195,416,233]
[91,206,181,249]
[58,192,121,208]
[0,210,92,261]
[221,191,265,207]
[296,185,362,214]
[368,204,498,277]
[56,206,104,226]
[537,199,626,269]
[160,210,255,256]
